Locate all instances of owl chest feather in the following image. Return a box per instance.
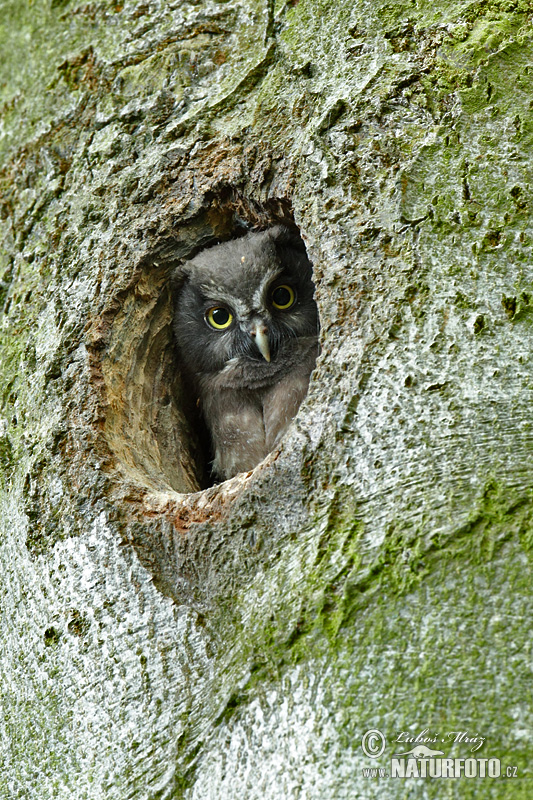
[198,338,318,480]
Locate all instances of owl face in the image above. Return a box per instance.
[174,226,319,379]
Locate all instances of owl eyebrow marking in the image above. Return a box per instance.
[199,286,249,318]
[253,268,283,309]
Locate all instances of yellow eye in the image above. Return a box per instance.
[271,284,296,310]
[206,306,233,330]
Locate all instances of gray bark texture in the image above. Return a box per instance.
[1,0,532,797]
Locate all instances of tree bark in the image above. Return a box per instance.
[1,0,532,797]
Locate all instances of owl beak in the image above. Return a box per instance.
[250,322,271,362]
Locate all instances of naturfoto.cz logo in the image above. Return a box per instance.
[360,728,520,780]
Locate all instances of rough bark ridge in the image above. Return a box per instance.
[1,0,532,797]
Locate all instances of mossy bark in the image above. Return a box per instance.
[1,0,532,797]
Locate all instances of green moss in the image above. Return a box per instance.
[203,472,533,794]
[0,429,14,487]
[254,478,529,651]
[1,0,533,792]
[502,290,533,320]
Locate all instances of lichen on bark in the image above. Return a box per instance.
[1,0,533,797]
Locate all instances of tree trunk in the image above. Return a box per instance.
[1,0,532,797]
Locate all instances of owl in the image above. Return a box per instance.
[173,225,319,481]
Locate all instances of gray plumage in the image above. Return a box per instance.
[173,225,319,481]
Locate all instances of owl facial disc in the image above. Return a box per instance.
[249,320,271,362]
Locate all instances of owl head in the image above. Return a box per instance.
[173,225,319,380]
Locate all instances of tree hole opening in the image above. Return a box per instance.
[100,194,318,495]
